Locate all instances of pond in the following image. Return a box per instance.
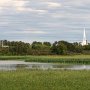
[0,60,90,71]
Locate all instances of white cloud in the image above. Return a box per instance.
[22,30,46,34]
[51,13,64,18]
[0,0,28,11]
[46,2,62,8]
[0,0,58,14]
[0,0,47,14]
[16,7,48,14]
[63,0,90,8]
[0,0,11,5]
[13,0,26,7]
[5,29,46,34]
[0,0,11,10]
[13,0,29,11]
[0,21,9,26]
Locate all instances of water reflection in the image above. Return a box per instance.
[0,61,90,71]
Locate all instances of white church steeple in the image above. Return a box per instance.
[82,28,88,46]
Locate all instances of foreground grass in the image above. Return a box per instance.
[0,55,90,64]
[0,70,90,90]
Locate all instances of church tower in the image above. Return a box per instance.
[81,28,88,46]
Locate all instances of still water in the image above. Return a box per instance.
[0,60,90,71]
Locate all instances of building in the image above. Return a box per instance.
[0,40,9,48]
[81,28,88,46]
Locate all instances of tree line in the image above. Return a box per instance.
[0,40,90,55]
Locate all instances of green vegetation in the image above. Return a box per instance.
[0,70,90,90]
[1,40,90,55]
[25,55,90,64]
[0,55,90,64]
[0,56,27,60]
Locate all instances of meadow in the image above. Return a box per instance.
[0,55,90,64]
[0,70,90,90]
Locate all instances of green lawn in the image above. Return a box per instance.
[0,70,90,90]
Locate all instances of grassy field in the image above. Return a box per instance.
[0,55,90,64]
[0,70,90,90]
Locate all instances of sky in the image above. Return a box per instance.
[0,0,90,43]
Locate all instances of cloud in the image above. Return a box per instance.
[47,2,62,8]
[0,0,28,12]
[51,13,64,18]
[13,0,26,7]
[0,0,11,10]
[0,0,47,15]
[0,21,9,26]
[1,0,90,42]
[0,0,11,5]
[22,30,47,34]
[0,0,60,14]
[16,7,48,14]
[13,0,31,13]
[4,28,47,34]
[63,0,90,9]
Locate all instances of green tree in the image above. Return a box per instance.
[43,42,51,46]
[51,41,67,55]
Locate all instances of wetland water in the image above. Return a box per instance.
[0,60,90,71]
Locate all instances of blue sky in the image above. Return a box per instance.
[0,0,90,43]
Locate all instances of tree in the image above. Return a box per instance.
[57,42,67,55]
[43,42,51,46]
[32,41,42,50]
[59,41,75,53]
[51,41,67,55]
[73,42,83,53]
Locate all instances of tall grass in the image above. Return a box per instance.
[25,56,90,64]
[25,55,90,64]
[0,55,90,64]
[0,56,26,60]
[0,70,90,90]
